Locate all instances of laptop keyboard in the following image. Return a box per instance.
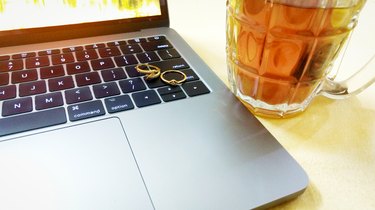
[0,36,210,137]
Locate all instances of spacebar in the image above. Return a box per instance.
[0,108,67,137]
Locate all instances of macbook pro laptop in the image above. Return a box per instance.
[0,0,308,209]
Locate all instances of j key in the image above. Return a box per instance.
[101,68,127,82]
[2,97,33,117]
[119,78,146,93]
[136,52,160,63]
[107,40,127,46]
[152,58,189,72]
[35,92,64,110]
[132,90,161,108]
[67,100,105,122]
[0,107,67,137]
[0,55,11,61]
[0,85,16,101]
[65,87,93,104]
[40,65,65,79]
[0,59,23,72]
[38,49,60,56]
[48,76,75,91]
[104,95,134,113]
[91,58,115,70]
[52,53,75,65]
[93,82,120,98]
[62,46,84,53]
[75,72,101,86]
[12,52,36,59]
[66,61,91,75]
[11,69,38,84]
[75,49,98,61]
[85,43,105,50]
[120,44,143,54]
[114,54,138,67]
[182,81,210,97]
[25,56,50,69]
[157,49,181,60]
[0,73,9,86]
[140,40,173,51]
[98,47,121,57]
[19,80,47,97]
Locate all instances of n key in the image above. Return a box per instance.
[2,97,33,117]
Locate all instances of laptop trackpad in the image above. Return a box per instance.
[0,118,153,210]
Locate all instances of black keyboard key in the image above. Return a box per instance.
[140,40,173,51]
[101,68,127,82]
[107,40,127,46]
[125,65,142,78]
[104,95,134,113]
[127,38,147,44]
[12,52,36,59]
[157,49,180,60]
[19,81,47,97]
[152,58,189,71]
[51,53,75,65]
[40,65,65,79]
[48,76,75,91]
[147,36,166,42]
[85,43,105,50]
[145,78,166,89]
[132,90,161,108]
[2,97,33,117]
[75,72,101,86]
[66,61,91,75]
[0,55,10,61]
[93,82,120,98]
[182,69,200,82]
[11,69,38,83]
[75,49,99,61]
[25,56,50,69]
[0,85,16,100]
[0,73,9,86]
[35,92,64,110]
[114,54,138,67]
[38,49,60,56]
[157,86,187,102]
[67,100,105,121]
[91,58,115,70]
[62,46,84,53]
[65,87,93,104]
[182,81,210,97]
[120,44,143,54]
[136,51,160,63]
[0,107,67,137]
[0,59,23,72]
[119,78,146,93]
[98,47,121,57]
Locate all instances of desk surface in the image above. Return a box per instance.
[168,1,375,209]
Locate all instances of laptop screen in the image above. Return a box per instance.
[0,0,168,47]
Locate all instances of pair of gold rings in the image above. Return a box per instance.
[136,64,187,86]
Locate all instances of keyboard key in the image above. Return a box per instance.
[93,82,120,98]
[182,69,200,82]
[19,81,47,97]
[38,49,60,56]
[25,56,50,69]
[119,78,146,93]
[120,44,143,54]
[62,46,84,53]
[157,49,180,60]
[0,107,67,137]
[48,76,75,91]
[114,54,138,67]
[98,47,121,57]
[85,43,105,49]
[127,38,147,44]
[67,100,105,121]
[136,51,160,63]
[147,36,166,42]
[157,86,187,102]
[65,87,93,104]
[2,97,33,117]
[145,78,166,89]
[52,53,75,65]
[140,40,173,51]
[75,49,99,61]
[104,95,134,113]
[91,58,115,70]
[0,73,9,86]
[132,90,161,108]
[125,65,142,78]
[66,61,91,75]
[101,68,127,82]
[11,69,38,83]
[0,59,23,72]
[12,52,36,59]
[182,81,210,97]
[75,72,101,86]
[40,65,65,79]
[152,58,189,71]
[107,40,127,46]
[35,92,64,110]
[0,85,16,100]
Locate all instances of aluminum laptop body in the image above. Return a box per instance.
[0,0,308,209]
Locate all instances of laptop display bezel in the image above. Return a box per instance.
[0,0,169,47]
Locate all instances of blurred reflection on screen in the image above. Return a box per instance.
[0,0,161,31]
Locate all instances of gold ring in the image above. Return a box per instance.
[160,70,187,86]
[135,64,161,80]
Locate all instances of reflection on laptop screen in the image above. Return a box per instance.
[0,0,162,31]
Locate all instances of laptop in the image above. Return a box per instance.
[0,0,308,209]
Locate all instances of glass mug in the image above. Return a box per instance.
[226,0,375,118]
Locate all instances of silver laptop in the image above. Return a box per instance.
[0,0,308,209]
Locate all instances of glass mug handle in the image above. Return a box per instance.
[321,54,375,99]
